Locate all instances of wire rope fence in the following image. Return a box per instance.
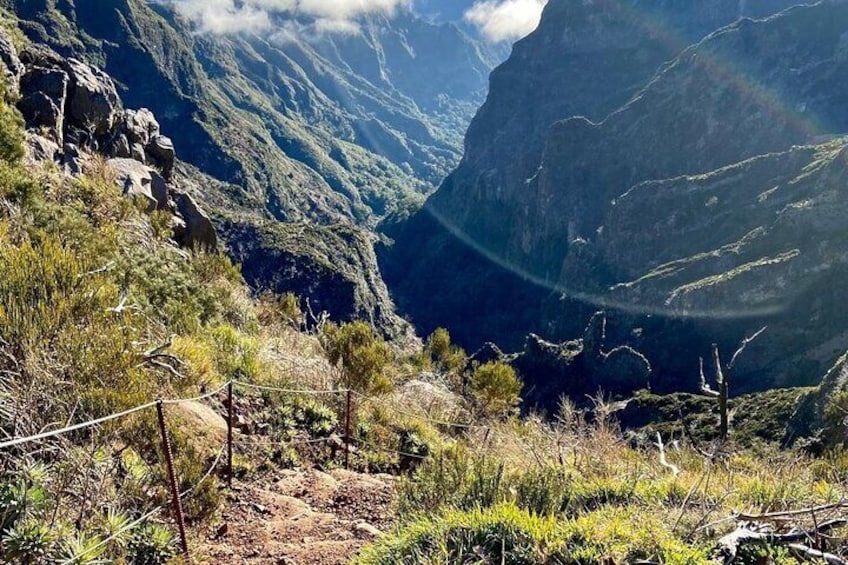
[0,378,486,562]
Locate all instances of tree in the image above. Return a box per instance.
[320,321,393,393]
[698,327,766,442]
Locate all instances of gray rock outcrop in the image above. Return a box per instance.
[173,190,217,251]
[64,58,121,137]
[108,158,169,212]
[0,30,23,96]
[6,35,218,253]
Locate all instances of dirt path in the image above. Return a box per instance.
[193,468,395,564]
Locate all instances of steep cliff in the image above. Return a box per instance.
[384,0,848,390]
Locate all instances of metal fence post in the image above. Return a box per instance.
[227,381,234,489]
[156,400,190,562]
[344,389,352,470]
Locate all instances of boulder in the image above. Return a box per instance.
[123,108,160,147]
[107,157,169,212]
[18,67,68,143]
[353,522,382,539]
[64,58,121,136]
[0,29,23,95]
[61,143,84,176]
[24,132,59,164]
[146,134,175,178]
[173,190,217,250]
[110,133,132,159]
[130,143,145,162]
[170,400,228,460]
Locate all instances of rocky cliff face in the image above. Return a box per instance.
[384,0,848,392]
[0,33,218,253]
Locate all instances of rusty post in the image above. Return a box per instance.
[227,381,234,489]
[156,400,190,562]
[344,389,352,470]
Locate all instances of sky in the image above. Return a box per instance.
[163,0,548,42]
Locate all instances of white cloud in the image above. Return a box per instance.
[464,0,547,42]
[169,0,273,34]
[164,0,410,35]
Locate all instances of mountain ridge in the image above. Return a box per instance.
[382,0,848,394]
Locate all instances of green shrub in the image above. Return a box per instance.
[396,445,505,517]
[127,523,178,565]
[357,504,709,565]
[274,396,339,439]
[2,520,54,563]
[469,361,522,418]
[0,80,24,164]
[423,327,467,375]
[321,321,393,393]
[258,291,303,329]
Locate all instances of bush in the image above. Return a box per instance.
[320,321,393,393]
[469,361,522,418]
[127,523,178,565]
[423,327,467,375]
[258,291,303,329]
[0,81,24,164]
[274,396,339,439]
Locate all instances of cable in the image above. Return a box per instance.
[353,437,429,460]
[233,380,346,396]
[0,400,159,450]
[0,383,235,451]
[180,444,226,500]
[289,436,336,447]
[161,382,231,406]
[351,391,483,430]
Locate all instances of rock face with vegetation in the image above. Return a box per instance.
[0,0,503,340]
[7,0,501,220]
[1,31,217,251]
[384,0,848,393]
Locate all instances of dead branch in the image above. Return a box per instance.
[79,261,116,278]
[655,432,680,476]
[142,335,176,359]
[735,501,848,522]
[716,519,848,564]
[788,543,848,565]
[727,326,768,371]
[137,335,187,379]
[305,298,330,334]
[699,357,720,397]
[147,359,187,380]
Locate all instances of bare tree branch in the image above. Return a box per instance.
[788,543,848,565]
[716,520,848,565]
[712,344,725,386]
[699,356,720,397]
[727,326,767,371]
[655,432,680,476]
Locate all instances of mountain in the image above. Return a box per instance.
[382,0,846,392]
[3,0,504,339]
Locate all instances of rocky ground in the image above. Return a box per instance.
[194,468,395,565]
